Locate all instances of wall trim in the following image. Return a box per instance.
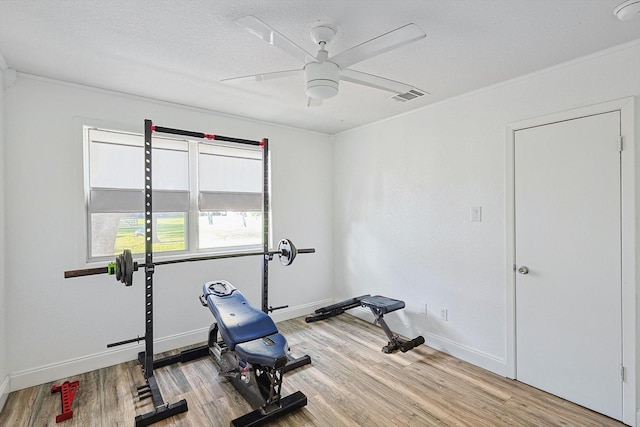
[9,327,208,392]
[14,71,329,137]
[347,307,507,376]
[338,39,640,137]
[505,97,636,426]
[7,299,331,392]
[0,375,9,413]
[1,68,16,90]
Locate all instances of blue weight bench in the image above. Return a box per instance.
[200,280,307,426]
[306,294,425,354]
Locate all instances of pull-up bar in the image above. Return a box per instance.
[151,124,264,146]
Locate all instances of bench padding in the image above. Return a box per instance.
[203,281,278,350]
[361,295,405,314]
[235,333,289,368]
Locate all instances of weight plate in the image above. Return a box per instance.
[115,256,122,282]
[278,239,297,266]
[123,249,134,287]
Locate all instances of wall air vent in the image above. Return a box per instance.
[391,89,426,103]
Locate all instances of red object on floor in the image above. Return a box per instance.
[51,380,79,423]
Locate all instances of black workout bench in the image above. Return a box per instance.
[306,294,425,353]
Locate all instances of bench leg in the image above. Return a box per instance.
[366,306,399,352]
[367,306,425,354]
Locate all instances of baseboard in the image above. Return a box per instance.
[9,327,209,392]
[0,374,10,413]
[8,298,334,392]
[348,307,507,376]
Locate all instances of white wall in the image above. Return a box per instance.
[334,40,640,393]
[0,67,9,411]
[3,75,333,390]
[4,35,639,423]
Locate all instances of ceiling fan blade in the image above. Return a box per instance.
[235,16,316,64]
[222,69,302,84]
[340,69,425,95]
[307,97,323,107]
[331,23,425,69]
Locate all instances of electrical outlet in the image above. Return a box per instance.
[440,308,448,321]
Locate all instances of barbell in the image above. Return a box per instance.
[64,238,314,287]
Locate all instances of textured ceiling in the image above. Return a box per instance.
[1,0,640,134]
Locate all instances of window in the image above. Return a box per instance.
[85,127,264,261]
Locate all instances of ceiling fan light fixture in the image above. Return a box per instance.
[614,0,640,20]
[306,81,339,100]
[304,61,339,99]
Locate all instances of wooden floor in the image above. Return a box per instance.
[0,314,627,427]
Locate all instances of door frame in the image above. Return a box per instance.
[505,97,636,426]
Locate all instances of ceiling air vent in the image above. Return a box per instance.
[391,89,426,102]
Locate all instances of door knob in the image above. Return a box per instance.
[517,266,529,275]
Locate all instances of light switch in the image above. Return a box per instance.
[471,206,482,222]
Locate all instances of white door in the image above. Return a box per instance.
[514,111,622,420]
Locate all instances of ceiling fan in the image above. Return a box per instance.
[224,16,428,105]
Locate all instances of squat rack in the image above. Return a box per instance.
[141,120,272,425]
[66,120,312,426]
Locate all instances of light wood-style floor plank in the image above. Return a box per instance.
[0,314,627,426]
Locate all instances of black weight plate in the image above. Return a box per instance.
[123,249,134,287]
[115,256,122,282]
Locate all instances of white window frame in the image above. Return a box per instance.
[83,125,266,263]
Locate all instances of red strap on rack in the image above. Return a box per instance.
[51,380,79,423]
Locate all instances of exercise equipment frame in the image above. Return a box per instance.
[65,120,312,426]
[306,294,425,354]
[201,280,308,426]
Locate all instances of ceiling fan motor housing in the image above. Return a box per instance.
[304,61,339,99]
